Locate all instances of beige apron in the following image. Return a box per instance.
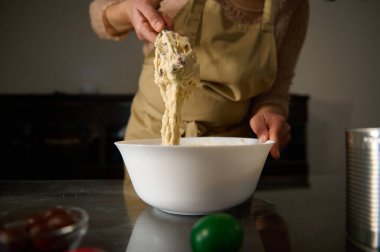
[125,0,277,140]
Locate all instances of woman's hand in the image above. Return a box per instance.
[105,0,173,43]
[249,106,291,160]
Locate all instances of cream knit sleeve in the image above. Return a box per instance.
[251,0,309,117]
[89,0,131,41]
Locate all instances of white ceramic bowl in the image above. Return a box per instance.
[115,137,274,215]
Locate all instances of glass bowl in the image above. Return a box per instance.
[0,206,89,252]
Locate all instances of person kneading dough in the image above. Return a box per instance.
[89,0,309,159]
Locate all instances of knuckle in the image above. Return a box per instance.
[277,115,286,124]
[136,30,144,40]
[249,116,256,125]
[148,13,160,24]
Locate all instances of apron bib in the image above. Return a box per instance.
[125,0,277,139]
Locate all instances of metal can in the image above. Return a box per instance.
[346,127,380,249]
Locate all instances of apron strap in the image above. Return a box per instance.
[261,0,276,31]
[182,0,206,46]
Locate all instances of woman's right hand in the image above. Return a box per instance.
[106,0,173,43]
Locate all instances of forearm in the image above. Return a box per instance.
[250,87,290,119]
[89,0,132,41]
[251,0,309,118]
[252,103,287,118]
[104,1,133,36]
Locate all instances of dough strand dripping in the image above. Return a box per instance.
[154,30,200,145]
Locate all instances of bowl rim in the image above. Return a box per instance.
[115,137,275,149]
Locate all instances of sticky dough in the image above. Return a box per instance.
[154,30,200,145]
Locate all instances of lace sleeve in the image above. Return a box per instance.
[251,0,309,117]
[89,0,131,41]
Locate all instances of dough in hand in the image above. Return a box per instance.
[154,30,200,145]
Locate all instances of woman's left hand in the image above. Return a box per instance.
[249,107,291,159]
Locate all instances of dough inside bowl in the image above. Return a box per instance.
[178,137,261,146]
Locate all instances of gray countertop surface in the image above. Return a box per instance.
[0,175,360,252]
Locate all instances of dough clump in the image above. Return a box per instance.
[154,30,200,145]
